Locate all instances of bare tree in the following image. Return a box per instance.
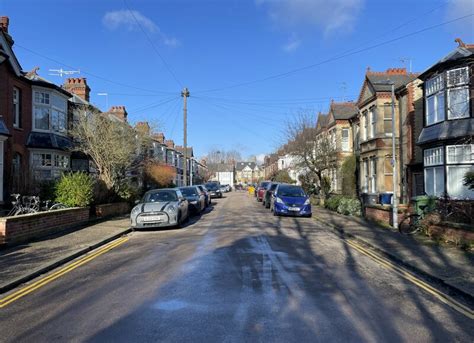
[70,107,148,192]
[283,112,338,197]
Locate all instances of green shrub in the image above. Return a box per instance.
[341,156,357,197]
[325,195,343,211]
[55,172,95,207]
[337,197,361,216]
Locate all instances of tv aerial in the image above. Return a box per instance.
[48,68,81,77]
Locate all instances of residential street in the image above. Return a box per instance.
[0,192,472,343]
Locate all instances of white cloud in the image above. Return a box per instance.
[258,0,365,36]
[283,34,301,52]
[445,0,474,34]
[103,10,179,47]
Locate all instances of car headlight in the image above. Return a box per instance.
[304,198,311,205]
[166,205,177,213]
[190,201,197,204]
[131,206,141,215]
[276,197,284,204]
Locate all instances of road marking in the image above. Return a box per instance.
[345,238,474,320]
[0,236,129,308]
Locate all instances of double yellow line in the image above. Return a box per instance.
[345,238,474,319]
[0,236,129,309]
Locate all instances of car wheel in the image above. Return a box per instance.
[273,209,278,216]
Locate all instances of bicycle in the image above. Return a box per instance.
[399,204,428,235]
[7,194,38,216]
[42,200,68,211]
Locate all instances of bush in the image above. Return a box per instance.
[325,195,344,211]
[341,156,357,197]
[325,195,361,216]
[337,197,361,216]
[273,170,295,184]
[55,172,95,207]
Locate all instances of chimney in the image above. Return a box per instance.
[63,77,91,102]
[386,68,407,75]
[165,140,175,149]
[108,106,128,122]
[0,16,9,33]
[135,121,150,135]
[153,132,165,143]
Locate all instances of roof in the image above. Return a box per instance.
[419,42,474,80]
[315,113,328,133]
[0,30,21,76]
[329,101,358,120]
[366,73,417,92]
[25,67,72,97]
[235,161,256,171]
[417,118,474,145]
[175,146,194,157]
[27,132,73,151]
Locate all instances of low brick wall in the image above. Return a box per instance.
[428,224,474,245]
[0,207,90,245]
[364,204,408,227]
[95,202,130,218]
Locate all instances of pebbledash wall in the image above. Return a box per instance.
[0,207,89,245]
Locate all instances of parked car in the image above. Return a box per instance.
[219,184,228,193]
[270,184,312,217]
[196,185,211,206]
[130,188,189,229]
[223,184,232,192]
[205,182,223,198]
[256,181,271,202]
[179,186,206,214]
[262,182,280,208]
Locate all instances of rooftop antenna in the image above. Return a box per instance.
[48,68,81,77]
[399,57,413,73]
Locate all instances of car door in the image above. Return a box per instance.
[176,190,188,218]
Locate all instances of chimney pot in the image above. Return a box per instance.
[0,16,9,33]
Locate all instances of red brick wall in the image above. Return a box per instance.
[0,208,89,245]
[95,202,130,218]
[365,205,406,227]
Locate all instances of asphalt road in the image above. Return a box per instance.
[0,192,472,342]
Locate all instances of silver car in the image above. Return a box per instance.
[130,188,189,229]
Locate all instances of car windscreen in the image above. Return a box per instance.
[144,190,178,202]
[205,184,218,190]
[270,184,278,191]
[260,182,270,188]
[180,187,199,196]
[277,186,306,197]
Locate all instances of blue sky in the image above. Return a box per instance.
[2,0,473,160]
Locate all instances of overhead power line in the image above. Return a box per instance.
[123,0,183,88]
[194,13,474,94]
[15,43,175,95]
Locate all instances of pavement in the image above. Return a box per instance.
[0,192,472,342]
[312,206,474,298]
[0,216,131,293]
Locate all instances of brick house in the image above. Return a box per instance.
[317,101,358,194]
[235,161,262,184]
[416,39,474,199]
[0,16,32,202]
[356,68,417,202]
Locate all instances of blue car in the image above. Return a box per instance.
[270,184,312,217]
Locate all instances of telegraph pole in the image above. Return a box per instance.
[182,87,190,186]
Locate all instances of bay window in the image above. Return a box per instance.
[33,89,67,134]
[446,144,474,199]
[341,128,349,151]
[369,157,377,193]
[369,107,376,139]
[424,147,445,196]
[363,159,369,193]
[383,105,392,135]
[447,87,469,119]
[425,74,445,125]
[32,151,70,180]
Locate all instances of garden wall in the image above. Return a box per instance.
[0,208,90,245]
[95,202,130,218]
[364,204,408,227]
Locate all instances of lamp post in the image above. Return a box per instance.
[373,80,398,229]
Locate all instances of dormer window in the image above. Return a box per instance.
[425,74,445,125]
[33,89,67,134]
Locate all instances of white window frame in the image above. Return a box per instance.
[446,67,469,87]
[31,150,70,180]
[384,105,392,136]
[363,111,368,141]
[369,107,376,139]
[362,159,369,193]
[447,86,470,120]
[13,87,20,128]
[32,88,68,135]
[424,166,445,197]
[425,73,445,126]
[424,146,444,166]
[446,144,474,164]
[369,157,377,193]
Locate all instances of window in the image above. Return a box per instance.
[369,157,377,193]
[447,67,469,87]
[363,111,368,141]
[425,74,445,125]
[446,145,473,164]
[13,88,20,128]
[384,157,393,175]
[341,128,349,151]
[447,87,469,119]
[363,159,369,193]
[369,107,376,138]
[32,151,70,180]
[384,104,392,135]
[33,90,67,133]
[424,166,445,197]
[424,147,444,166]
[447,165,474,199]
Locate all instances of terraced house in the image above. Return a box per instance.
[417,39,474,199]
[356,67,417,202]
